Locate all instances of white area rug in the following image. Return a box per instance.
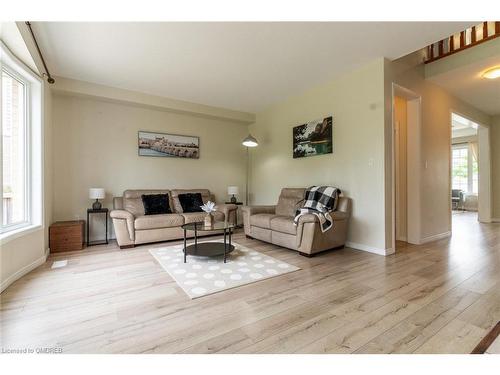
[149,240,300,299]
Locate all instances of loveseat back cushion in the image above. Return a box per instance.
[178,193,204,213]
[141,194,172,215]
[275,188,306,217]
[123,189,171,216]
[171,189,211,213]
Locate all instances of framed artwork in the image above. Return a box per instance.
[138,131,199,159]
[292,116,333,158]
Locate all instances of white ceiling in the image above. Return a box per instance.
[426,41,500,116]
[33,22,472,112]
[0,22,38,73]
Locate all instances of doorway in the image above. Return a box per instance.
[450,112,491,224]
[392,84,422,249]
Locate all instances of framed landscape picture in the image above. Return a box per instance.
[138,131,199,159]
[293,116,333,158]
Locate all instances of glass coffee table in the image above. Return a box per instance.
[181,221,236,263]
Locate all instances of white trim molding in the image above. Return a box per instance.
[0,251,48,293]
[346,241,395,256]
[419,231,452,244]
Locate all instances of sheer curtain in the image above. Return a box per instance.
[470,142,479,164]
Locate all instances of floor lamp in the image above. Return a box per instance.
[242,134,259,205]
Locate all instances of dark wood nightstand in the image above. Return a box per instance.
[225,202,243,228]
[49,220,85,253]
[87,208,109,246]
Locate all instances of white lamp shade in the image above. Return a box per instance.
[89,188,105,200]
[227,186,239,195]
[242,134,259,147]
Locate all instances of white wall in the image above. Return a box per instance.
[249,59,390,255]
[492,115,500,220]
[385,52,491,243]
[52,93,248,241]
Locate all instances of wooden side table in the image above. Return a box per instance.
[49,220,85,253]
[225,201,243,228]
[87,208,109,246]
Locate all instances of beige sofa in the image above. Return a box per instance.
[110,189,237,248]
[242,188,351,256]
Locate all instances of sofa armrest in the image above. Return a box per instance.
[331,211,349,220]
[296,213,317,224]
[241,205,276,215]
[216,203,238,223]
[297,211,348,223]
[216,203,237,215]
[110,209,134,221]
[110,209,135,242]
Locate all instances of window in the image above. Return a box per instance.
[452,143,478,195]
[2,69,28,227]
[1,41,42,236]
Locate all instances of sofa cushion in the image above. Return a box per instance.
[141,194,172,215]
[123,189,172,216]
[181,211,224,224]
[276,188,306,217]
[178,193,204,213]
[250,213,279,229]
[171,189,211,213]
[134,214,185,230]
[270,216,297,235]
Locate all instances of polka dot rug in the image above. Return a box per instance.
[149,240,300,299]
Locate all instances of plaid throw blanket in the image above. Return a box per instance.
[293,186,341,233]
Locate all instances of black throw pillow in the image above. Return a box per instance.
[141,194,171,215]
[178,193,204,213]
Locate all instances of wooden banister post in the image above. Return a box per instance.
[438,40,444,56]
[483,21,488,39]
[471,26,477,43]
[460,31,465,47]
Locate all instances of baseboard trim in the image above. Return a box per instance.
[345,241,394,256]
[420,231,451,244]
[0,252,48,293]
[492,218,500,223]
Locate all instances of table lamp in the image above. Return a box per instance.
[227,186,239,203]
[89,188,105,210]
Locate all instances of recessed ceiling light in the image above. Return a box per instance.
[482,66,500,79]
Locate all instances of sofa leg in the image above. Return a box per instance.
[120,244,135,249]
[245,235,254,239]
[299,252,314,258]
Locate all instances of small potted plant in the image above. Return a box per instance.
[201,201,218,227]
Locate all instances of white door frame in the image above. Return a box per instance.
[392,84,422,250]
[450,110,492,223]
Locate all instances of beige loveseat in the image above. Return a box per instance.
[242,188,351,256]
[110,189,237,248]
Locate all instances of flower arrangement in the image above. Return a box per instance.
[201,201,217,226]
[201,201,217,213]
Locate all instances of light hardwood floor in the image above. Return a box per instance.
[1,212,499,354]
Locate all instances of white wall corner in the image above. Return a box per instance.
[0,253,48,293]
[419,231,451,244]
[346,241,394,256]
